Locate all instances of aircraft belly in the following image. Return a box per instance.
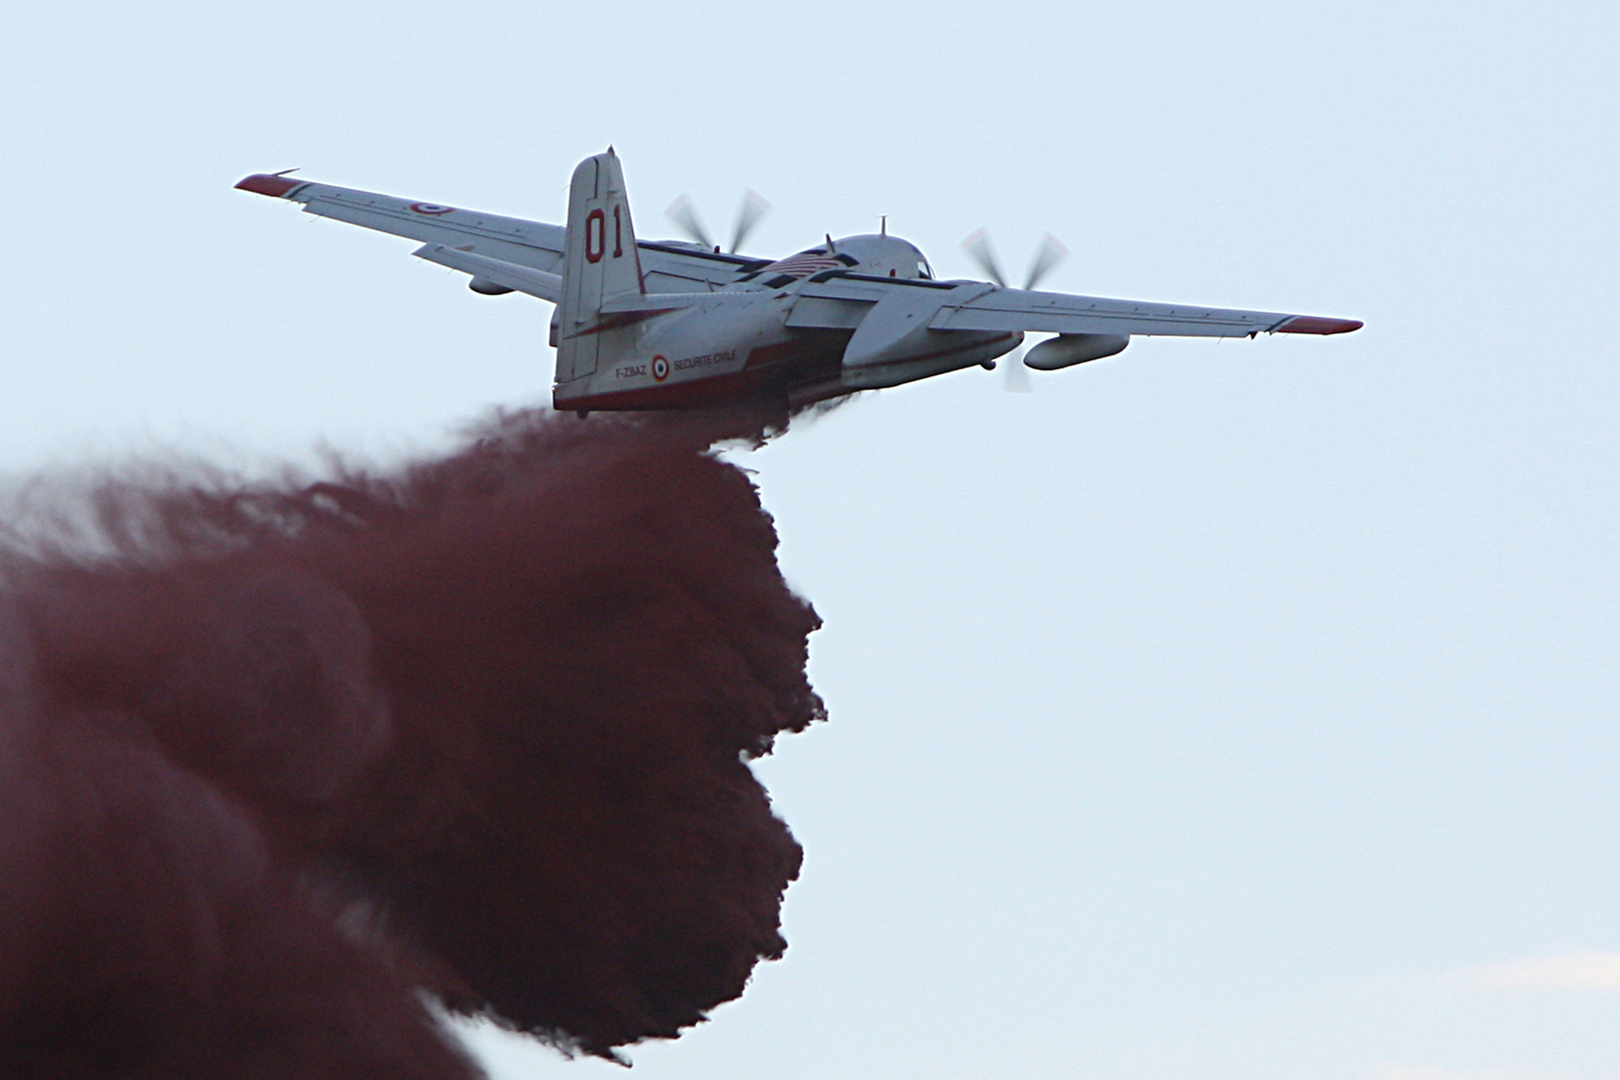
[841,330,1021,391]
[828,281,1020,390]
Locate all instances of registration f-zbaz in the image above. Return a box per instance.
[237,150,1360,413]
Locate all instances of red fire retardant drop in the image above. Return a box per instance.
[0,408,824,1077]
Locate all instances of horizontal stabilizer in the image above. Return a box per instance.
[414,244,562,302]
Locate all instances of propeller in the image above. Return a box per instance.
[665,195,713,250]
[665,190,772,254]
[961,230,1070,392]
[729,190,771,254]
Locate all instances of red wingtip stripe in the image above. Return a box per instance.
[235,173,303,198]
[1277,315,1364,335]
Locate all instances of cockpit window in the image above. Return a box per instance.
[917,259,933,279]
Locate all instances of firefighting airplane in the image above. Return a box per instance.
[236,149,1360,414]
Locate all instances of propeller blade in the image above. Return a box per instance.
[728,190,771,254]
[1003,344,1032,393]
[664,195,714,250]
[1022,234,1069,291]
[961,229,1008,288]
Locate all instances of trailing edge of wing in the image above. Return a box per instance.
[235,173,568,274]
[235,172,757,293]
[929,286,1361,339]
[788,275,1362,339]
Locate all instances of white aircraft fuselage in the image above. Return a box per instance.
[553,233,1021,412]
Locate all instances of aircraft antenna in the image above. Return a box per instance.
[880,215,887,236]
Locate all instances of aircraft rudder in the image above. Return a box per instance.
[564,148,644,304]
[556,149,646,391]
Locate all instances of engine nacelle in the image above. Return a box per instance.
[468,276,515,296]
[1024,333,1129,370]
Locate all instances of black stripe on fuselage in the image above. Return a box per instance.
[636,241,772,272]
[805,269,958,289]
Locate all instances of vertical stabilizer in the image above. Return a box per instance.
[556,149,644,388]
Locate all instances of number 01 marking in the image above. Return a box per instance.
[586,206,626,263]
[585,209,606,263]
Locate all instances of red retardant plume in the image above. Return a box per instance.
[0,407,824,1077]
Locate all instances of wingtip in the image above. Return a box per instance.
[1276,315,1364,335]
[235,172,303,198]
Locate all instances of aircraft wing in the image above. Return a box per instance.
[236,173,567,274]
[929,284,1361,337]
[790,274,1361,338]
[235,173,758,292]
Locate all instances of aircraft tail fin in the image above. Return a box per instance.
[556,149,644,388]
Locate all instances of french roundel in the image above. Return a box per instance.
[409,203,455,216]
[652,355,670,381]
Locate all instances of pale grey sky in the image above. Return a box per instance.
[3,2,1617,1078]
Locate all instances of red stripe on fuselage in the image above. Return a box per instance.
[742,339,814,370]
[556,334,847,412]
[556,368,780,411]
